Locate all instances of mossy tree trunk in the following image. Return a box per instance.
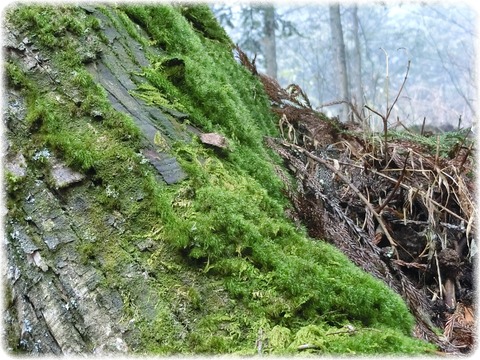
[3,4,441,357]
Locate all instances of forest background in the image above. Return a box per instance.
[211,0,477,133]
[0,0,477,355]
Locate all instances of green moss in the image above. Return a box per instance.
[5,61,31,89]
[8,16,140,176]
[388,129,473,158]
[158,141,417,338]
[178,4,233,45]
[121,4,280,195]
[7,5,101,68]
[130,82,186,113]
[112,8,150,48]
[286,324,436,355]
[5,171,26,195]
[268,325,292,351]
[77,241,97,264]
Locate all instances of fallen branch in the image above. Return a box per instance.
[458,142,473,172]
[297,344,320,351]
[393,259,428,271]
[376,150,409,213]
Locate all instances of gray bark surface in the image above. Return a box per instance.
[351,5,365,121]
[329,4,350,120]
[262,5,278,79]
[2,6,194,354]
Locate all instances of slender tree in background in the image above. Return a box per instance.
[212,4,297,81]
[329,4,350,120]
[420,7,477,120]
[262,5,278,79]
[350,5,365,121]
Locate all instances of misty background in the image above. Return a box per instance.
[212,2,477,132]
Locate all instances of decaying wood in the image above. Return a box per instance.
[238,46,476,354]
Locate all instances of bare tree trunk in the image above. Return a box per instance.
[351,5,365,122]
[262,5,278,79]
[329,4,350,120]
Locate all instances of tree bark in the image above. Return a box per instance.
[351,5,365,122]
[329,4,350,120]
[262,5,278,79]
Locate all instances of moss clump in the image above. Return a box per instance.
[285,324,436,355]
[122,4,283,197]
[388,129,473,158]
[178,4,233,45]
[161,143,418,336]
[5,61,32,89]
[5,171,26,196]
